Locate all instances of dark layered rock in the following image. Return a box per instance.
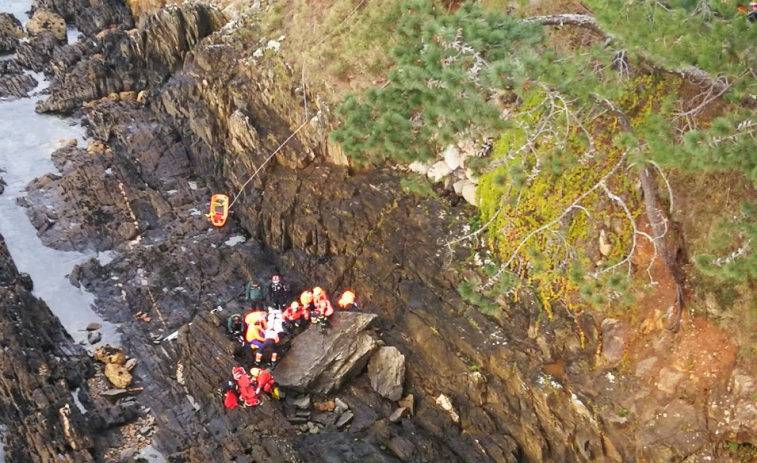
[0,233,96,462]
[36,4,226,113]
[0,13,24,53]
[17,30,59,72]
[0,71,37,98]
[32,0,133,37]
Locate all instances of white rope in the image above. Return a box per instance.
[228,120,310,209]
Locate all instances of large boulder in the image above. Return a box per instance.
[26,9,67,43]
[275,312,378,394]
[104,363,133,388]
[367,346,405,401]
[93,344,127,365]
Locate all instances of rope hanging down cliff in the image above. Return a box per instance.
[228,120,310,209]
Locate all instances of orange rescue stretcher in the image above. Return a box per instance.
[206,193,230,227]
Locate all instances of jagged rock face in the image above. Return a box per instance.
[0,234,97,462]
[35,4,226,113]
[16,30,59,71]
[32,0,133,36]
[275,312,379,394]
[0,71,38,99]
[0,13,24,53]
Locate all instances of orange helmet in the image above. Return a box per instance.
[300,290,313,305]
[290,301,300,309]
[313,287,324,297]
[249,367,261,377]
[338,290,356,308]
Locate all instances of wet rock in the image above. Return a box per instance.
[335,411,353,429]
[17,272,33,291]
[31,0,133,36]
[17,31,58,72]
[86,322,102,331]
[275,312,378,394]
[0,177,5,195]
[0,14,23,53]
[140,426,151,436]
[104,363,133,388]
[0,233,96,461]
[88,330,102,344]
[0,73,38,99]
[26,9,67,42]
[601,318,627,366]
[368,346,405,401]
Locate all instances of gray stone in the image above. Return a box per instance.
[389,407,407,423]
[275,312,378,394]
[368,346,405,401]
[86,322,102,331]
[293,396,311,410]
[336,411,353,429]
[601,318,627,365]
[101,388,129,400]
[87,331,102,345]
[461,181,478,206]
[657,367,685,396]
[120,447,138,460]
[427,160,452,183]
[124,358,137,371]
[443,145,461,170]
[388,436,415,461]
[139,426,151,436]
[334,398,349,416]
[635,356,659,378]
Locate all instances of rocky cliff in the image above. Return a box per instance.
[0,234,96,462]
[5,1,753,462]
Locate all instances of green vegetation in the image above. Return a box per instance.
[325,0,757,347]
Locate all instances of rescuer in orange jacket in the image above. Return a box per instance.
[244,310,267,348]
[311,287,334,333]
[337,290,358,310]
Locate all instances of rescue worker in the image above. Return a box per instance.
[337,290,358,310]
[244,309,267,349]
[245,279,266,305]
[250,367,281,400]
[232,366,259,407]
[267,275,289,310]
[219,378,239,409]
[300,290,315,314]
[311,287,334,333]
[254,325,280,366]
[283,301,307,332]
[227,314,244,338]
